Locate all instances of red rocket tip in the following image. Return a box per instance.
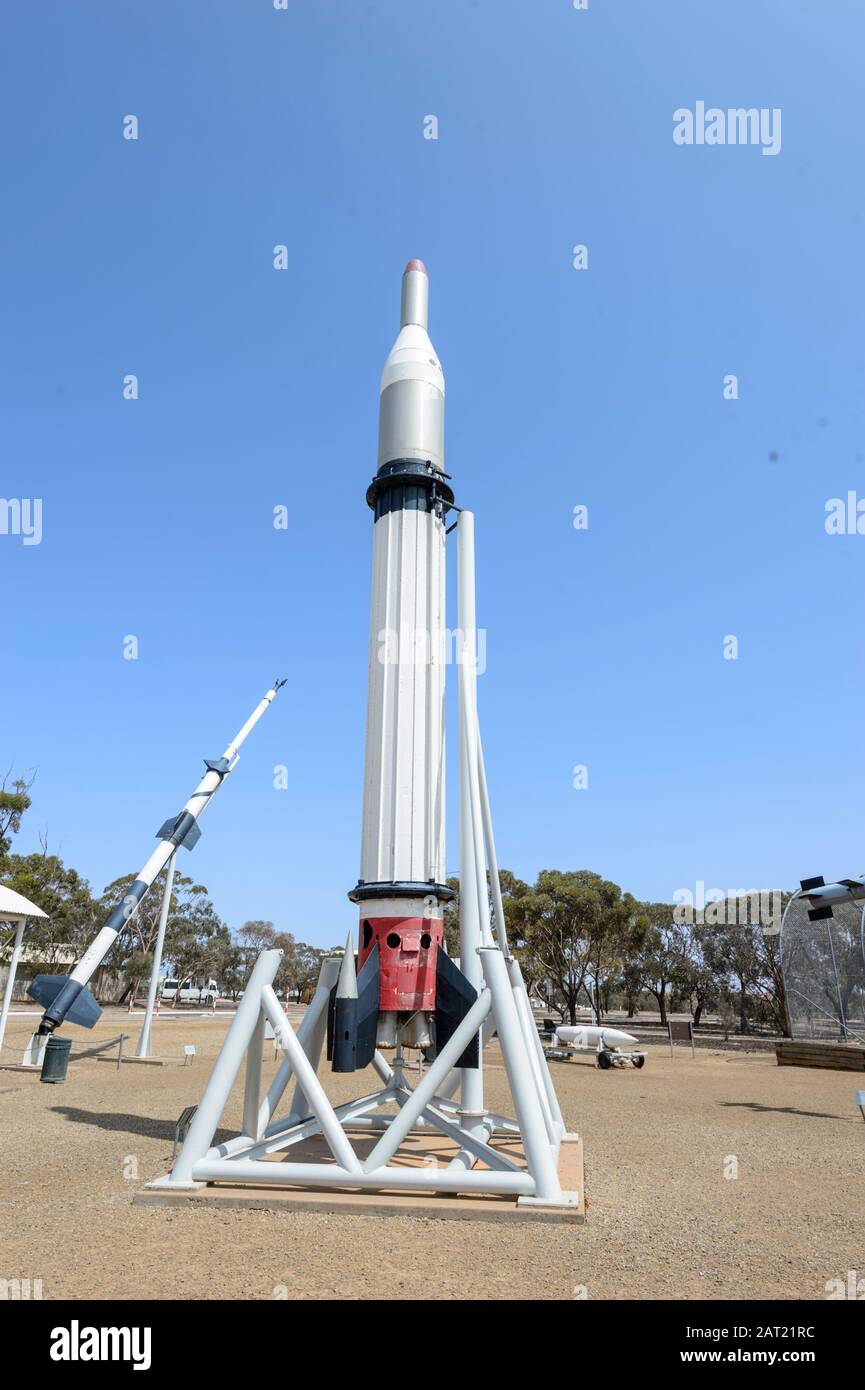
[404,259,428,275]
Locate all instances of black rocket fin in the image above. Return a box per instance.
[203,757,232,779]
[800,875,825,892]
[434,948,479,1069]
[330,937,381,1073]
[808,906,834,922]
[326,983,336,1062]
[354,942,380,1071]
[156,811,201,851]
[26,975,102,1029]
[330,934,359,1073]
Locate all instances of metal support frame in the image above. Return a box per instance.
[148,513,575,1209]
[135,850,177,1059]
[0,919,27,1055]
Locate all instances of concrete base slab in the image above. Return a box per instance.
[135,1129,585,1225]
[145,1176,206,1191]
[517,1190,580,1211]
[95,1055,170,1066]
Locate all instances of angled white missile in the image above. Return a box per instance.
[29,679,286,1036]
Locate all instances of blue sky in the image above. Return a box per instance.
[2,2,863,946]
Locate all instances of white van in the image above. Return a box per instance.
[159,977,219,1006]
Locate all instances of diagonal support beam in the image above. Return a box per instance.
[422,1104,523,1173]
[480,946,562,1201]
[258,957,339,1133]
[260,985,362,1173]
[362,989,492,1173]
[169,949,283,1186]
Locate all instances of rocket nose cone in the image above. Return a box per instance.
[400,259,429,329]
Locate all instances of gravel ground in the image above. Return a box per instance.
[1,1009,862,1301]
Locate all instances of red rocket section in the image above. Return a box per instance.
[359,916,444,1011]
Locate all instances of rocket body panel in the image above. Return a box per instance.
[358,913,443,1012]
[359,503,446,887]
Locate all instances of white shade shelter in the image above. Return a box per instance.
[0,885,48,1054]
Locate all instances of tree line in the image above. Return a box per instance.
[1,771,792,1033]
[443,869,791,1035]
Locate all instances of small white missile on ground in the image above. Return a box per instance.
[556,1025,639,1051]
[28,679,286,1037]
[551,1023,646,1069]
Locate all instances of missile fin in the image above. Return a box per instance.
[330,935,359,1072]
[203,757,232,780]
[326,983,335,1062]
[800,875,825,892]
[157,811,201,851]
[808,905,834,922]
[434,947,479,1069]
[27,975,102,1029]
[329,938,380,1073]
[355,942,380,1070]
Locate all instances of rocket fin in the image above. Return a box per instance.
[354,942,380,1070]
[326,983,335,1062]
[434,948,479,1069]
[329,939,380,1073]
[800,875,825,892]
[808,905,834,922]
[327,934,356,1068]
[156,811,201,851]
[26,974,102,1029]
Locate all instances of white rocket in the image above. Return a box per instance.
[339,261,472,1068]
